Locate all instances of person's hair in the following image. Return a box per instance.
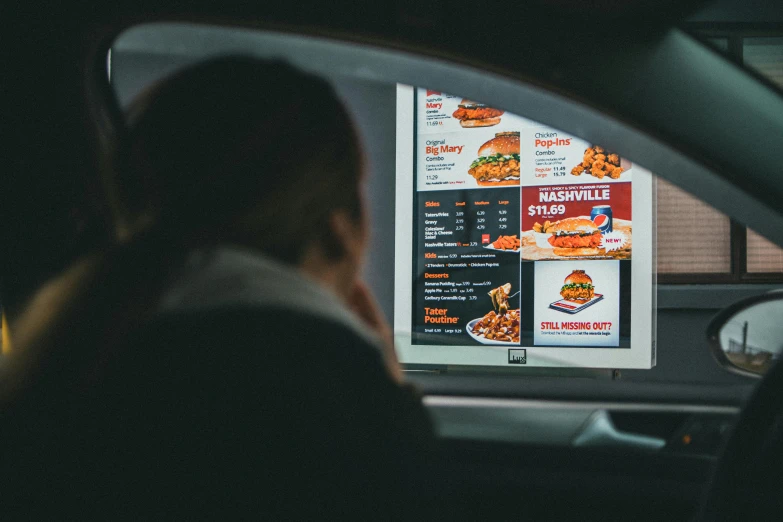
[115,56,364,264]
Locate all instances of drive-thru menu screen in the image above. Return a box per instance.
[394,85,656,369]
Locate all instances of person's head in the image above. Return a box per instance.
[116,57,368,299]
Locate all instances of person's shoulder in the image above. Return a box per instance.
[129,304,434,437]
[147,304,374,345]
[129,304,385,374]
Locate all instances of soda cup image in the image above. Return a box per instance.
[591,205,613,234]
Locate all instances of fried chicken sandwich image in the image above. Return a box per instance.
[547,217,603,257]
[468,132,520,186]
[560,270,595,303]
[451,99,505,128]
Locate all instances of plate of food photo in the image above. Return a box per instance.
[466,283,521,344]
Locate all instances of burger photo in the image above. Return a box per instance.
[467,131,520,186]
[451,99,504,128]
[560,270,595,302]
[547,217,603,257]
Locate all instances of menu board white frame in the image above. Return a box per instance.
[393,84,656,369]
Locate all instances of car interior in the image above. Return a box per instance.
[5,1,783,520]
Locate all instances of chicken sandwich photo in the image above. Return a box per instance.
[560,270,595,302]
[467,131,520,186]
[547,217,603,256]
[451,99,504,128]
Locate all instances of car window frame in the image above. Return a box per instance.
[110,21,783,255]
[654,22,783,285]
[6,13,774,401]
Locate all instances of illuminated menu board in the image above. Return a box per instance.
[394,85,656,369]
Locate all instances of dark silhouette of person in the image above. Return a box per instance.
[0,57,435,520]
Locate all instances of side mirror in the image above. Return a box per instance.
[707,293,783,378]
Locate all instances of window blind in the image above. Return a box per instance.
[744,37,783,273]
[747,229,783,273]
[745,37,783,89]
[656,178,731,274]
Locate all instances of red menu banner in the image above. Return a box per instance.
[521,182,632,261]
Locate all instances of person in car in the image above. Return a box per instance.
[0,57,435,519]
